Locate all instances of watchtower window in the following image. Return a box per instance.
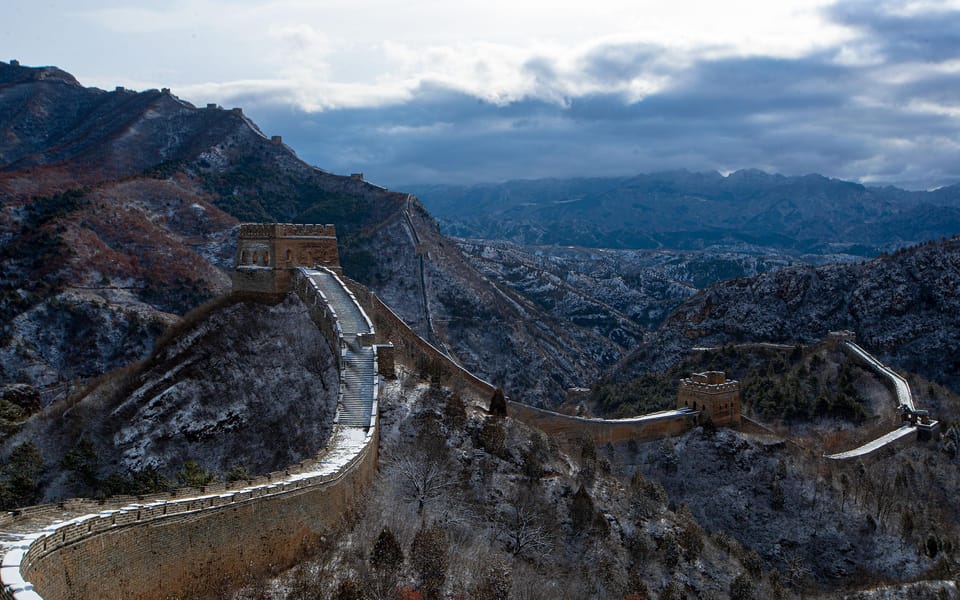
[252,251,259,264]
[286,249,292,263]
[263,250,270,265]
[241,250,248,264]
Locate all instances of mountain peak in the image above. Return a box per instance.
[0,59,81,87]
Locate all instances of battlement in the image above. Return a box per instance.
[238,223,337,239]
[678,371,741,426]
[686,370,730,386]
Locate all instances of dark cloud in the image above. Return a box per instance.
[236,1,960,191]
[829,0,960,63]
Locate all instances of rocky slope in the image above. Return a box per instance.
[616,235,960,393]
[236,375,759,600]
[0,60,619,406]
[456,238,856,347]
[0,293,338,503]
[620,428,935,589]
[407,169,960,253]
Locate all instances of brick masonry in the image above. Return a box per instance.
[19,443,377,600]
[507,402,698,445]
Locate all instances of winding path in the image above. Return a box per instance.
[301,268,377,429]
[825,341,920,460]
[842,341,914,411]
[0,268,380,600]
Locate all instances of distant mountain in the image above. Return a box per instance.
[454,239,834,346]
[0,60,617,405]
[615,235,960,393]
[405,170,960,253]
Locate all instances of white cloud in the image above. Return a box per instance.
[18,0,857,111]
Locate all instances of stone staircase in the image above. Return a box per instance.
[304,269,376,429]
[339,345,376,427]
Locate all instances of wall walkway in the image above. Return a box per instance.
[825,341,924,460]
[341,277,707,444]
[507,402,698,445]
[1,269,380,600]
[344,279,497,407]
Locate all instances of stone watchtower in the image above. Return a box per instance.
[677,371,741,427]
[232,223,341,294]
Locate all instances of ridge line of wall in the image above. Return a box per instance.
[343,278,496,406]
[2,281,380,600]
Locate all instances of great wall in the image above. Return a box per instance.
[0,224,941,599]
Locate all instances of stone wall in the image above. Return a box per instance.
[343,279,497,407]
[233,223,341,295]
[677,371,741,427]
[292,272,343,373]
[3,268,379,600]
[507,402,698,445]
[342,278,702,443]
[231,266,292,296]
[15,435,377,600]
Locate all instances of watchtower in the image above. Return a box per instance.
[677,371,741,426]
[232,223,341,295]
[828,330,857,350]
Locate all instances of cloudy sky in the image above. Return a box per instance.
[5,0,960,189]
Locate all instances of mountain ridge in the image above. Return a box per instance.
[0,60,618,405]
[614,235,960,393]
[405,170,960,253]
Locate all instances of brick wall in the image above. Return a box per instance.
[18,434,377,600]
[3,268,379,600]
[507,402,696,445]
[343,279,497,407]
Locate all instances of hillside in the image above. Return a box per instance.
[0,293,338,506]
[407,170,960,253]
[235,372,949,599]
[614,235,960,394]
[454,238,850,346]
[0,60,619,406]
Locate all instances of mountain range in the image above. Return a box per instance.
[0,60,616,406]
[3,60,960,598]
[407,171,960,253]
[4,59,960,409]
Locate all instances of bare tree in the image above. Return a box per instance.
[393,453,454,515]
[496,496,552,558]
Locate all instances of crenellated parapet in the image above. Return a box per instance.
[238,223,337,239]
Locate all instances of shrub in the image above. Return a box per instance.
[489,388,507,417]
[176,460,215,488]
[61,437,101,493]
[729,573,755,600]
[411,524,448,600]
[334,578,368,600]
[0,442,46,508]
[370,527,404,573]
[443,393,467,430]
[571,485,595,534]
